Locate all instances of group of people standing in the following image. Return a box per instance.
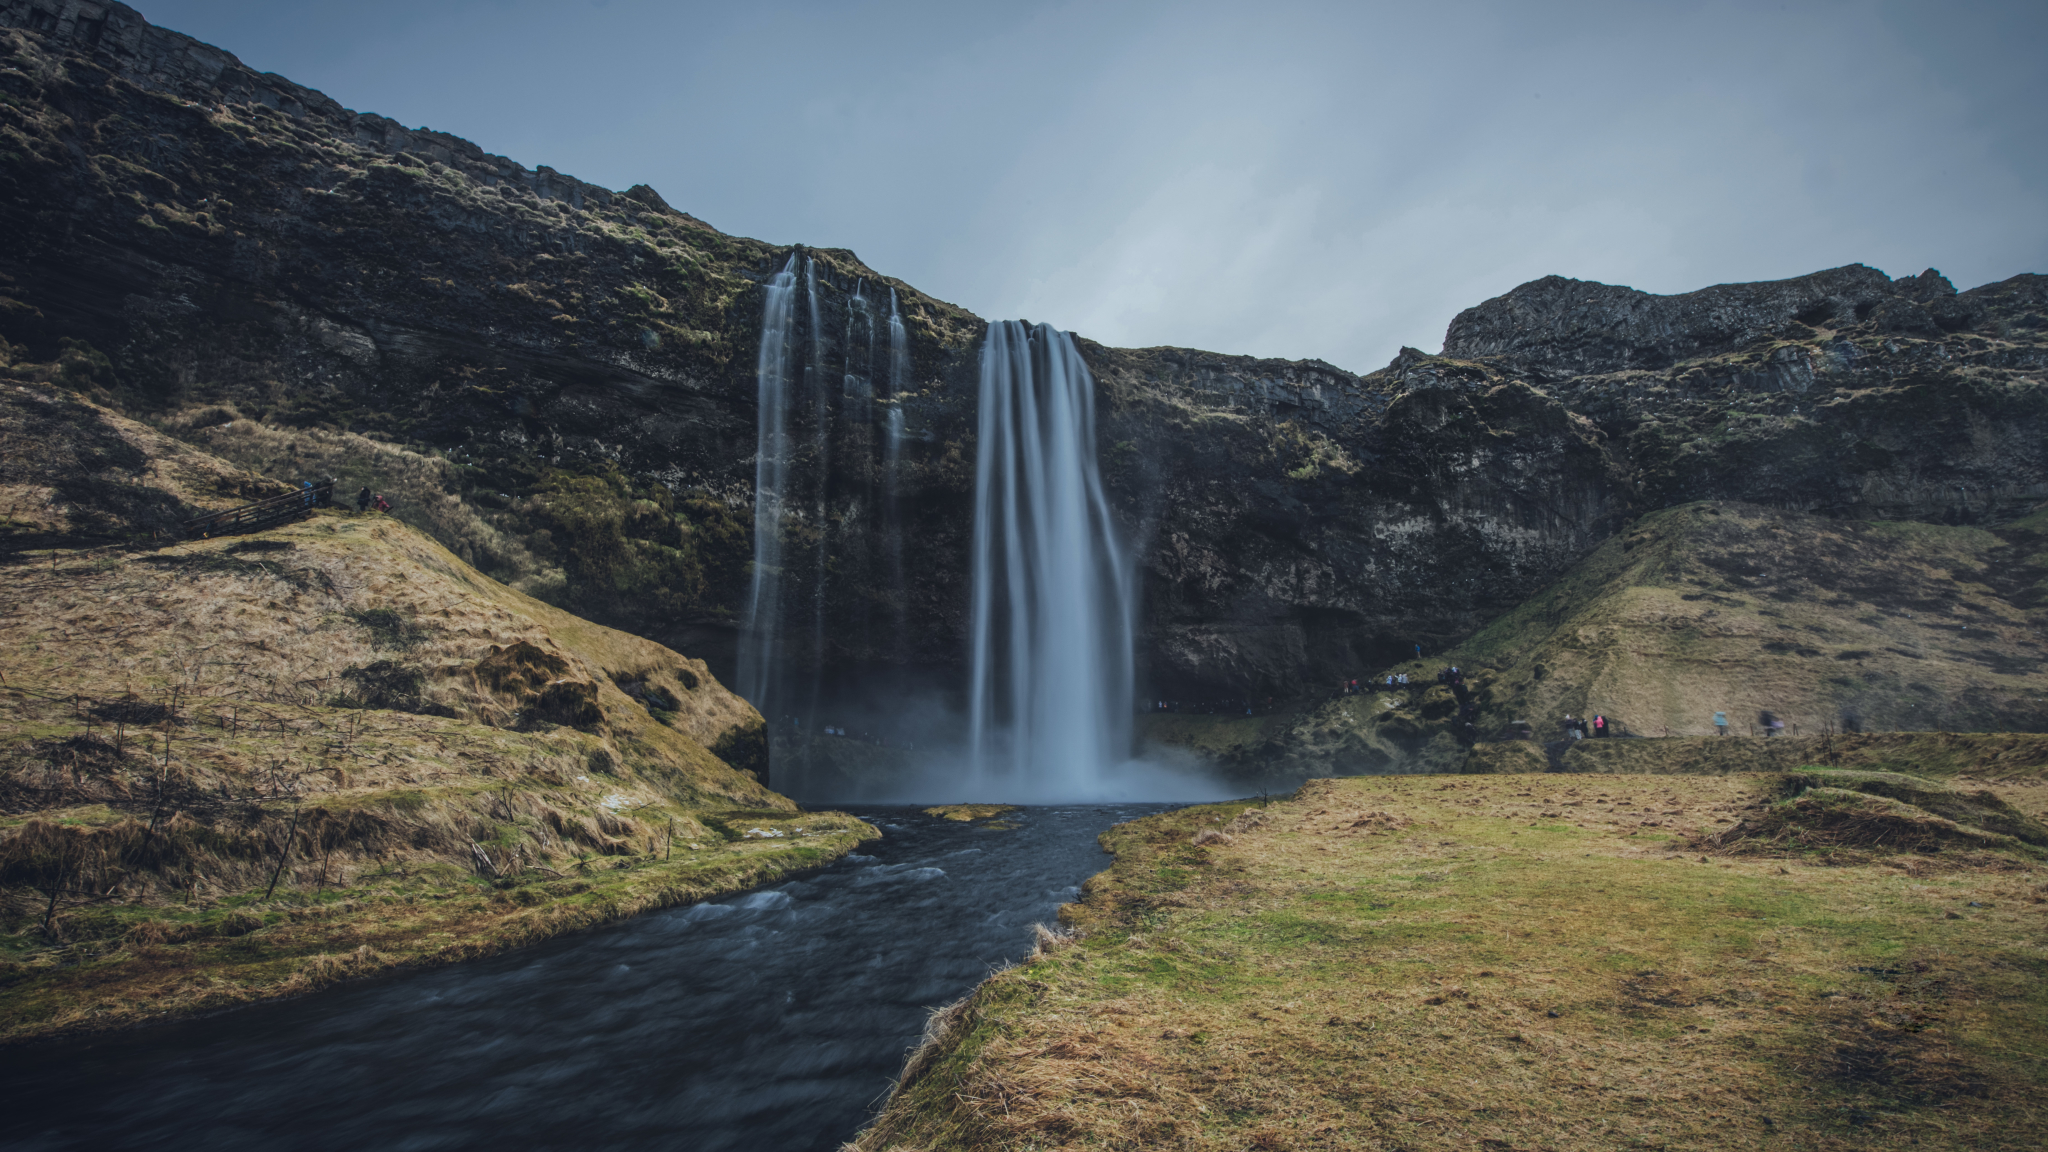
[1340,675,1406,694]
[1711,710,1788,736]
[354,486,393,514]
[1559,713,1612,740]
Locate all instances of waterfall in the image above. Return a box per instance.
[840,278,878,659]
[886,289,911,399]
[737,255,800,710]
[884,289,909,653]
[804,258,829,717]
[966,322,1137,799]
[842,278,874,421]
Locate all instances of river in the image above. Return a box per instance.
[1,804,1168,1151]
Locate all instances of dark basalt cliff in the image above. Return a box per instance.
[1091,260,2048,695]
[5,1,2047,714]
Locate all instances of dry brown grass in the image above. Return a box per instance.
[1,384,289,539]
[0,511,862,1042]
[854,774,2048,1151]
[1452,502,2048,738]
[163,410,556,593]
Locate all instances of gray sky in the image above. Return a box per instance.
[139,0,2047,373]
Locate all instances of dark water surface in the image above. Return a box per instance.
[1,804,1166,1151]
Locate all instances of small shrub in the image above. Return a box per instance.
[349,607,427,650]
[336,660,427,711]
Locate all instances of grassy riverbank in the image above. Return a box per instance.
[0,813,872,1044]
[0,389,879,1043]
[856,769,2048,1151]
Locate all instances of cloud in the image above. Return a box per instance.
[144,0,2048,371]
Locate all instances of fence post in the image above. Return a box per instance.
[264,804,304,901]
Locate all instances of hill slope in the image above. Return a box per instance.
[1454,500,2048,738]
[0,384,867,1042]
[1144,500,2048,782]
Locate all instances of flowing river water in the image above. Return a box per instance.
[2,804,1169,1151]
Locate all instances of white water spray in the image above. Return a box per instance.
[966,322,1139,800]
[737,255,799,709]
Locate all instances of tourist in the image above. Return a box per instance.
[1592,714,1608,738]
[372,493,392,513]
[356,486,372,513]
[1713,711,1728,736]
[1759,710,1778,737]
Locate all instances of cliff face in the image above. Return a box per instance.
[5,2,2047,717]
[0,0,989,677]
[1104,268,2048,698]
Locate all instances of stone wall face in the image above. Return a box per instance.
[4,5,2046,706]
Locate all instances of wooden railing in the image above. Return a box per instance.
[179,480,335,539]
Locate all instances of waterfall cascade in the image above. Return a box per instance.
[966,322,1138,799]
[737,255,799,708]
[884,289,910,652]
[742,265,1195,801]
[804,258,830,719]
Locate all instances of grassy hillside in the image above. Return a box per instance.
[1147,500,2048,783]
[854,769,2048,1150]
[0,387,870,1042]
[1453,500,2048,738]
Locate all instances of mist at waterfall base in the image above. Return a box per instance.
[737,271,1232,804]
[921,321,1231,805]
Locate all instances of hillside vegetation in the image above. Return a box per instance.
[0,384,868,1042]
[1455,501,2048,737]
[1146,500,2048,784]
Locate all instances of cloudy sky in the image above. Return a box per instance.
[141,0,2046,373]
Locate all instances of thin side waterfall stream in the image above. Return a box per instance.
[1,806,1166,1151]
[736,254,798,710]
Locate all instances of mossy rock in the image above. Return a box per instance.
[1714,776,2047,861]
[923,804,1018,822]
[1783,767,2048,847]
[1465,741,1549,775]
[1775,787,2039,855]
[1415,731,1470,775]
